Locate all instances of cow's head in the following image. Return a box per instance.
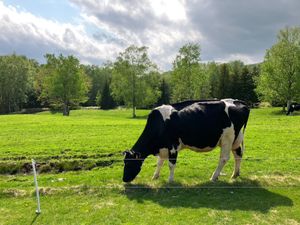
[122,150,143,182]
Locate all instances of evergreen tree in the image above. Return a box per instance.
[239,66,258,104]
[157,78,171,105]
[99,81,115,109]
[219,63,231,98]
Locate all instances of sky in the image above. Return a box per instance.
[0,0,300,70]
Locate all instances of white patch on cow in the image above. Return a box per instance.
[232,131,243,150]
[158,148,169,159]
[152,157,164,180]
[168,162,176,182]
[211,123,235,181]
[221,98,235,116]
[170,148,177,154]
[231,150,241,178]
[155,105,174,121]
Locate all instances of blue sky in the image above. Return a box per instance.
[4,0,78,23]
[1,0,300,70]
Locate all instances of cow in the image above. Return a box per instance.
[287,103,300,115]
[122,99,250,183]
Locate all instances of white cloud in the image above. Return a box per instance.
[1,0,300,70]
[215,53,263,65]
[0,2,121,64]
[70,0,203,69]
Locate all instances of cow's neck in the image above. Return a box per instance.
[131,137,153,159]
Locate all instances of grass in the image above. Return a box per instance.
[0,108,300,224]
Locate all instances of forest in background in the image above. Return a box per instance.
[0,26,299,116]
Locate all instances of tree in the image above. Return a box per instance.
[83,64,112,106]
[111,45,159,117]
[41,54,88,116]
[228,60,244,99]
[257,26,300,110]
[157,78,171,105]
[99,80,116,109]
[0,54,36,114]
[207,62,221,98]
[171,43,211,102]
[238,66,258,104]
[218,63,231,98]
[171,43,201,102]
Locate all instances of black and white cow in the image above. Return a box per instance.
[123,99,250,183]
[287,103,300,115]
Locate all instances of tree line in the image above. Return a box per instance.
[0,26,299,116]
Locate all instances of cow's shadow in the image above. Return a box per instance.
[123,178,293,213]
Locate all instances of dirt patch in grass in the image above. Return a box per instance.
[0,152,121,175]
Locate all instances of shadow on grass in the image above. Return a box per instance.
[30,214,40,225]
[127,115,149,120]
[123,178,293,213]
[270,109,286,115]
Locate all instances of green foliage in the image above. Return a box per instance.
[0,54,37,113]
[111,45,160,117]
[218,63,231,98]
[171,43,210,102]
[157,78,171,105]
[41,54,89,115]
[83,64,112,106]
[257,26,300,108]
[99,80,116,109]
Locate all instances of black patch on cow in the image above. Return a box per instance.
[235,146,243,157]
[173,101,231,148]
[171,99,219,111]
[168,150,178,165]
[130,109,165,157]
[228,100,250,140]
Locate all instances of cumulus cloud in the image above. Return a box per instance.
[187,0,300,63]
[0,2,121,65]
[71,0,202,69]
[1,0,300,69]
[69,0,300,68]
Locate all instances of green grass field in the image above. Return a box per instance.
[1,108,300,224]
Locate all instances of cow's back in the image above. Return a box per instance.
[169,101,232,149]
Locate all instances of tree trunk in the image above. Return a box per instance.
[63,102,69,116]
[132,73,136,118]
[287,100,292,112]
[132,106,136,118]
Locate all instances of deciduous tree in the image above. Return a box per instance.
[41,54,88,116]
[257,26,300,110]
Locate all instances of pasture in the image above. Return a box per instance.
[0,108,300,224]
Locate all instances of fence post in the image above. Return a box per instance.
[32,159,41,214]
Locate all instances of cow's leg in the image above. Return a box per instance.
[231,146,242,178]
[231,131,244,178]
[211,128,234,182]
[152,157,164,180]
[168,150,178,182]
[210,146,231,181]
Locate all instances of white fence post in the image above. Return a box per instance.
[32,159,41,214]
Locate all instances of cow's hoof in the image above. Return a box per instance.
[231,173,240,179]
[210,177,218,182]
[168,178,174,183]
[152,174,159,180]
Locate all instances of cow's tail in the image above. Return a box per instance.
[241,108,250,154]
